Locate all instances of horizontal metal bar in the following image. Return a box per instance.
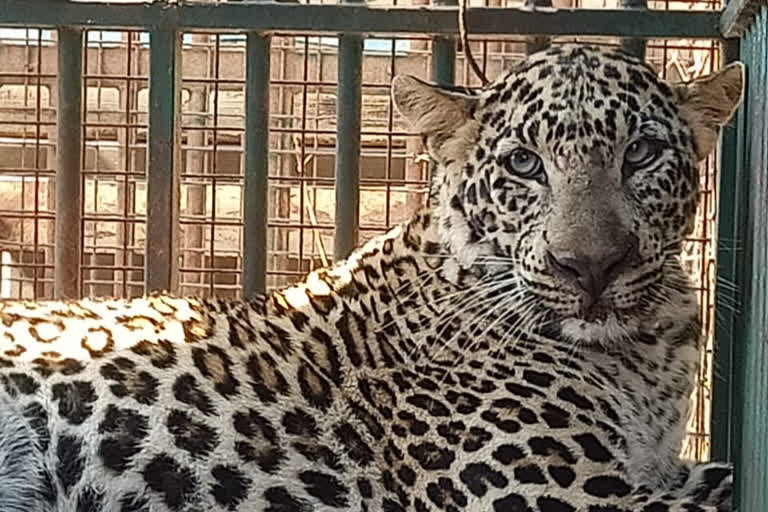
[0,120,57,127]
[81,265,143,272]
[720,0,763,38]
[0,1,723,38]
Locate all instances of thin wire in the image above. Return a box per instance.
[459,0,489,86]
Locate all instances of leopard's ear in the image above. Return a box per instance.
[676,62,744,160]
[391,75,477,153]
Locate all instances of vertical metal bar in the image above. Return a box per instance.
[729,23,758,512]
[243,32,271,297]
[33,30,43,298]
[55,27,83,300]
[734,9,768,511]
[620,0,647,60]
[524,0,552,55]
[432,0,457,87]
[428,0,457,205]
[210,35,221,297]
[145,28,181,293]
[739,12,768,509]
[334,3,364,261]
[711,38,742,463]
[730,33,752,512]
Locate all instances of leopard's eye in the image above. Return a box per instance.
[624,139,663,170]
[504,149,545,183]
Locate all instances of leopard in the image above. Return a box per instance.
[0,43,743,512]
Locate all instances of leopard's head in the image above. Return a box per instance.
[393,44,743,345]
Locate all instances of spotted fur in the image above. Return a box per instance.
[0,44,743,511]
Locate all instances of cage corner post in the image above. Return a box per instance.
[710,38,742,467]
[54,26,84,300]
[729,5,768,509]
[714,2,768,507]
[145,27,182,294]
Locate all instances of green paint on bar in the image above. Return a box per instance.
[145,28,182,293]
[243,32,271,297]
[334,32,364,261]
[0,1,723,38]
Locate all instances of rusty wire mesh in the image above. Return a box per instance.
[0,27,56,299]
[0,0,722,461]
[81,30,148,299]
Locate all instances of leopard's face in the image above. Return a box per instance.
[393,44,743,345]
[462,46,701,341]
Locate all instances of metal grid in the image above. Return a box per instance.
[0,0,722,461]
[170,32,437,293]
[0,28,55,299]
[266,34,432,289]
[81,30,147,299]
[178,33,245,298]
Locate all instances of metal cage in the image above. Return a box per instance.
[0,0,764,508]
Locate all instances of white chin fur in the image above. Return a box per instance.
[560,314,640,346]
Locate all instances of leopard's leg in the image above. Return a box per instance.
[0,395,48,512]
[629,461,732,512]
[677,461,732,511]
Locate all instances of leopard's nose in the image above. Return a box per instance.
[546,235,638,304]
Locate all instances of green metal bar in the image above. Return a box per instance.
[620,0,647,59]
[737,10,768,509]
[525,0,553,55]
[711,38,742,463]
[243,32,271,297]
[427,0,457,207]
[432,38,456,85]
[732,33,752,509]
[0,1,723,39]
[145,28,181,293]
[729,30,752,510]
[433,0,457,86]
[54,27,83,300]
[726,13,768,510]
[334,11,364,261]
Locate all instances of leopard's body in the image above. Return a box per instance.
[0,44,743,512]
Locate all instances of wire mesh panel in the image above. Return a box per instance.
[0,0,725,463]
[178,33,246,298]
[0,28,55,299]
[267,34,435,289]
[167,32,438,293]
[81,30,148,299]
[266,35,341,289]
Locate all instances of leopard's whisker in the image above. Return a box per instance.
[431,273,523,351]
[436,285,528,363]
[376,274,503,342]
[454,289,531,364]
[492,296,543,358]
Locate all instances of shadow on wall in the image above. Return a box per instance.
[0,218,12,242]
